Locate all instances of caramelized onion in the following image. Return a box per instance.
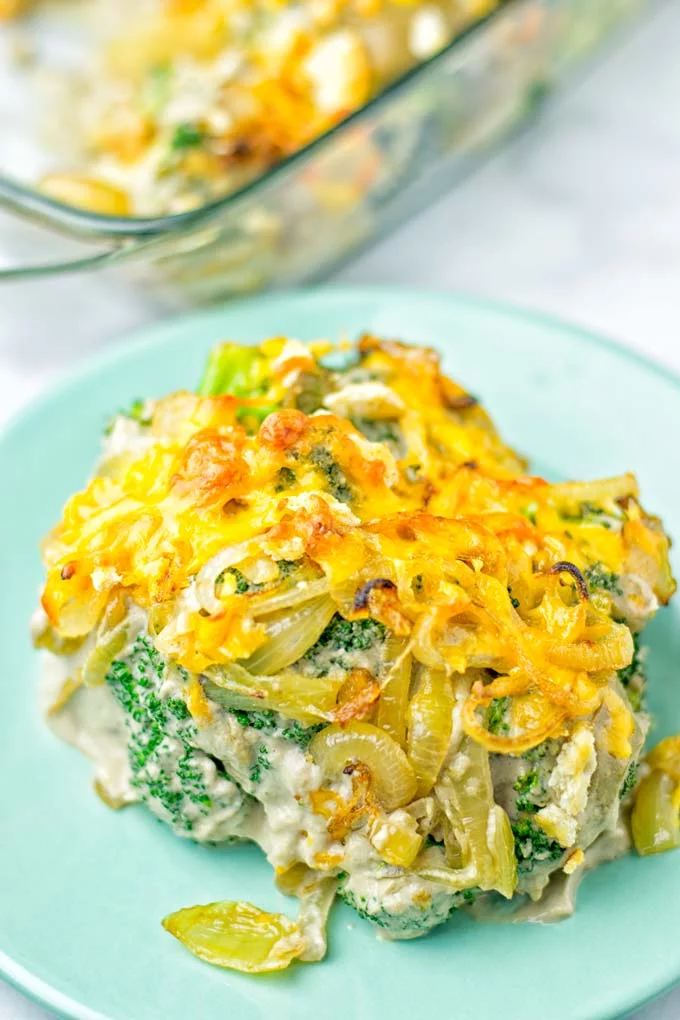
[310,722,417,811]
[406,669,454,796]
[162,900,304,973]
[353,577,396,612]
[546,561,589,602]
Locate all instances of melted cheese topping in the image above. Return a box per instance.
[39,335,675,742]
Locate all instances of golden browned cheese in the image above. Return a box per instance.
[40,336,675,753]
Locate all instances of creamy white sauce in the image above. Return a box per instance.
[41,648,136,806]
[196,712,335,868]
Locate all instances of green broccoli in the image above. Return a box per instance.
[584,563,623,597]
[218,559,298,596]
[206,697,323,751]
[621,761,640,799]
[227,705,321,751]
[338,882,470,938]
[486,697,510,735]
[230,708,278,732]
[249,745,272,784]
[223,568,256,595]
[197,343,269,399]
[279,719,324,750]
[509,744,555,814]
[513,769,547,813]
[314,615,385,653]
[196,342,281,430]
[561,502,613,527]
[274,466,297,492]
[352,418,404,456]
[309,446,353,504]
[618,632,646,711]
[288,371,329,414]
[511,818,564,875]
[106,636,245,836]
[171,122,205,151]
[300,614,386,676]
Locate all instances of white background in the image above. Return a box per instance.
[1,2,680,1016]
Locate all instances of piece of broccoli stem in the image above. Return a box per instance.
[197,343,264,398]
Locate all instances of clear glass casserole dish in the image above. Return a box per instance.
[0,0,651,302]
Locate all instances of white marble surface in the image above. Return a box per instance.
[2,1,680,1017]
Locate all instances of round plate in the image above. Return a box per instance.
[1,287,679,1020]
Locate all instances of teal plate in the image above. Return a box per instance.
[1,287,679,1020]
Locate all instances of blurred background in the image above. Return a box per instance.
[0,0,678,1016]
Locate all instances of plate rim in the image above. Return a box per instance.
[1,284,679,1020]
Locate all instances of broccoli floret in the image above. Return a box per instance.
[621,761,640,798]
[561,502,614,527]
[107,635,243,835]
[486,697,510,735]
[522,742,554,764]
[338,882,469,938]
[513,769,548,813]
[223,704,321,751]
[510,744,555,813]
[618,631,642,685]
[230,708,278,732]
[219,559,298,596]
[578,501,605,518]
[197,342,280,431]
[584,563,623,596]
[289,371,329,414]
[279,719,324,750]
[230,707,322,750]
[511,818,564,875]
[300,614,386,676]
[171,122,205,151]
[352,418,404,456]
[352,419,400,445]
[249,745,272,784]
[197,343,269,399]
[274,466,297,492]
[309,446,353,504]
[224,568,255,595]
[618,632,646,711]
[202,685,322,751]
[315,615,385,653]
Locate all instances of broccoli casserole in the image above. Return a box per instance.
[34,334,680,973]
[1,0,499,216]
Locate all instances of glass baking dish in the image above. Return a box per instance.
[0,0,651,301]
